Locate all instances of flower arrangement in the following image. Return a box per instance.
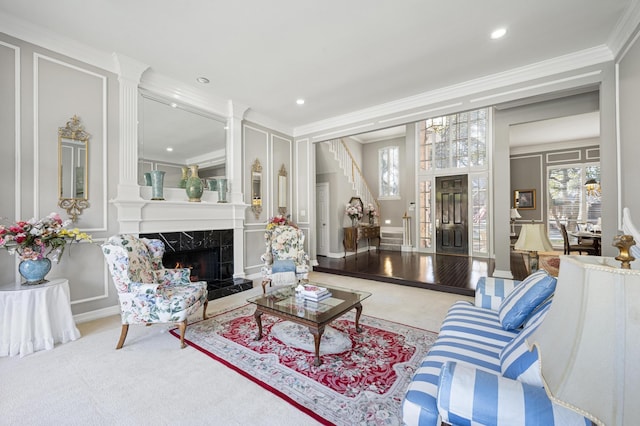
[365,203,378,219]
[345,203,363,222]
[266,214,296,230]
[0,212,92,262]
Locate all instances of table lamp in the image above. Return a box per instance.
[528,255,640,425]
[510,208,521,236]
[514,223,553,272]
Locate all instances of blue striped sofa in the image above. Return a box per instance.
[402,275,589,426]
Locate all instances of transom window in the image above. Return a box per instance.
[419,109,487,171]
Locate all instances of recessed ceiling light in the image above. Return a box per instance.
[491,28,507,39]
[196,77,210,84]
[296,99,305,105]
[166,147,173,152]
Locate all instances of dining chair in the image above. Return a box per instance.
[560,224,598,255]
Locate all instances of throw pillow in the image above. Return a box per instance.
[498,269,556,330]
[272,259,296,273]
[499,301,552,386]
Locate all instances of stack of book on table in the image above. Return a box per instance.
[300,284,332,303]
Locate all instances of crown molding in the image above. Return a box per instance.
[293,45,613,138]
[244,109,293,137]
[0,11,117,73]
[140,70,230,119]
[609,0,640,59]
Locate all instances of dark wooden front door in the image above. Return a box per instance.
[435,175,468,255]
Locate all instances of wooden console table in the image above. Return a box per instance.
[343,225,380,257]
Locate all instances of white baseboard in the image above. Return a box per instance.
[74,305,120,324]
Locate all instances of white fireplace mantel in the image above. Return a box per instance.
[112,188,250,277]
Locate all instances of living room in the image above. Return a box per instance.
[1,1,640,424]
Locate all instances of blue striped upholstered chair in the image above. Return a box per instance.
[402,274,590,426]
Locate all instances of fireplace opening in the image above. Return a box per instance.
[162,248,220,283]
[140,230,252,300]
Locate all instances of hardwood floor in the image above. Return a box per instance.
[314,249,529,296]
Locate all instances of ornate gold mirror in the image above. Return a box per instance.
[251,159,262,219]
[58,115,90,222]
[278,164,287,215]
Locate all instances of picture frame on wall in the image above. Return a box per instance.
[514,189,536,209]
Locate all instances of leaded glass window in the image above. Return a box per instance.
[379,146,400,198]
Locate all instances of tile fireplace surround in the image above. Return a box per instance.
[112,187,251,300]
[140,230,253,300]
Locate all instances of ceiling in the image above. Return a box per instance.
[0,1,634,132]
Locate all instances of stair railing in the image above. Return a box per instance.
[327,139,380,215]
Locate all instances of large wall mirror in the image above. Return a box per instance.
[58,115,90,222]
[138,91,227,189]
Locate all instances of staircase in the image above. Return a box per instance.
[380,229,403,251]
[327,139,379,212]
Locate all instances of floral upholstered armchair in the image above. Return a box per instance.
[101,234,208,349]
[261,219,309,293]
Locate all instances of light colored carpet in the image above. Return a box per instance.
[0,272,470,425]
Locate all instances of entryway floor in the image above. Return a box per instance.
[315,249,529,296]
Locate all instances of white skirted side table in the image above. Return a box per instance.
[0,278,80,357]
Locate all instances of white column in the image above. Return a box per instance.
[112,53,148,200]
[226,100,249,205]
[402,213,413,251]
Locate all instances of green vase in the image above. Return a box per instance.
[185,165,204,202]
[178,166,188,188]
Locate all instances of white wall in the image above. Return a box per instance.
[618,34,640,224]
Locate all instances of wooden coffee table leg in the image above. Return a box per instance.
[354,302,363,332]
[309,325,325,366]
[254,309,264,341]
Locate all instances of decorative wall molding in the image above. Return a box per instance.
[0,40,21,223]
[33,52,109,232]
[295,138,311,225]
[546,150,582,164]
[509,139,600,156]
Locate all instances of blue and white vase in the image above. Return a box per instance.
[19,258,52,285]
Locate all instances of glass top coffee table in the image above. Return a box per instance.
[247,283,371,366]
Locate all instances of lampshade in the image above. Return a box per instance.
[510,208,521,220]
[528,256,640,425]
[514,223,553,252]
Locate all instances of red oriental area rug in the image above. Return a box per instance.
[170,304,438,426]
